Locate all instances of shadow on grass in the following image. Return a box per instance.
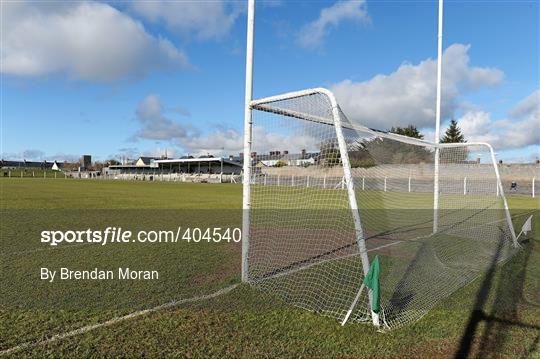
[455,236,539,358]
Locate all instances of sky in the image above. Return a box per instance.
[1,0,539,163]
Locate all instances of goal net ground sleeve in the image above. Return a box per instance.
[244,88,519,330]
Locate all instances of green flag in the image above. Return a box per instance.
[363,255,381,313]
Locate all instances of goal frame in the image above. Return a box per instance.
[240,0,518,330]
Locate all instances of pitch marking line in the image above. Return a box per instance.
[0,283,239,356]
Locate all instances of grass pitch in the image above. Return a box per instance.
[0,178,538,357]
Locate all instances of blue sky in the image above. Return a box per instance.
[2,0,538,163]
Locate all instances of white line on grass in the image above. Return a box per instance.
[0,283,239,356]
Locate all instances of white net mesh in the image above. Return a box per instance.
[246,89,518,330]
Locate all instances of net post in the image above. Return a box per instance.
[242,0,255,283]
[321,89,378,327]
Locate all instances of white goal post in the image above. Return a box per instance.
[241,0,519,331]
[242,87,519,330]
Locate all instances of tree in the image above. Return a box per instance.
[440,119,466,143]
[319,140,341,166]
[390,125,424,139]
[440,119,468,163]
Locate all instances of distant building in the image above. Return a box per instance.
[51,161,61,171]
[80,155,91,170]
[135,157,160,167]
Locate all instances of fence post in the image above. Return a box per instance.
[44,172,46,179]
[33,171,35,177]
[362,177,365,191]
[55,172,57,179]
[292,175,295,187]
[384,177,387,192]
[21,172,23,178]
[463,177,467,195]
[277,175,280,186]
[408,176,411,193]
[306,176,310,188]
[533,177,536,198]
[323,175,326,189]
[9,171,11,178]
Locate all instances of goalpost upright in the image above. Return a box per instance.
[242,0,255,283]
[433,0,444,234]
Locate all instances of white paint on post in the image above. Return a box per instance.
[241,0,255,283]
[408,176,411,193]
[384,177,387,192]
[362,177,365,191]
[463,177,467,195]
[433,0,444,234]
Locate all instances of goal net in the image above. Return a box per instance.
[243,88,519,330]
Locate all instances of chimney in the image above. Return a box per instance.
[301,149,306,159]
[283,150,289,155]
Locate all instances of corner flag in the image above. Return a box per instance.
[516,215,533,240]
[363,255,381,314]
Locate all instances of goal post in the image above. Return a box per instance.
[242,87,519,330]
[241,0,518,332]
[241,0,255,283]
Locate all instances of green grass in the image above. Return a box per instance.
[0,178,538,357]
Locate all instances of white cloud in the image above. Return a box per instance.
[509,89,540,118]
[1,1,189,82]
[132,95,192,141]
[130,1,243,40]
[131,94,322,157]
[298,0,369,49]
[456,90,540,150]
[331,44,503,132]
